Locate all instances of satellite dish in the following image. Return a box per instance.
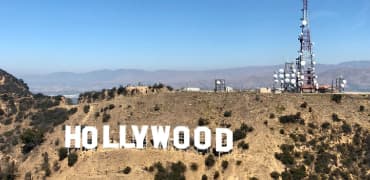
[301,75,305,80]
[286,74,290,78]
[274,80,279,83]
[280,80,284,83]
[291,79,296,84]
[343,80,347,84]
[273,74,278,78]
[279,74,284,79]
[301,61,306,66]
[302,20,308,26]
[313,61,316,65]
[216,80,221,85]
[291,74,296,78]
[285,79,290,83]
[340,84,345,88]
[279,69,284,73]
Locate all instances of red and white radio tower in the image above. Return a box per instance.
[296,0,318,92]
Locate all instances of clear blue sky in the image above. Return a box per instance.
[1,0,369,74]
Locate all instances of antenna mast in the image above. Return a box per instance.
[296,0,318,92]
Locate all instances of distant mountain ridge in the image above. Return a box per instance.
[18,61,370,94]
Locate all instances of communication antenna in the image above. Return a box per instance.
[215,79,226,92]
[273,0,319,93]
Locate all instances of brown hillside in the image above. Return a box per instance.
[1,89,369,179]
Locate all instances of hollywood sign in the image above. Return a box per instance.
[65,125,233,153]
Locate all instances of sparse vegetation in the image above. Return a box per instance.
[58,147,68,161]
[270,171,280,180]
[269,113,275,119]
[121,166,131,174]
[237,141,249,150]
[20,129,44,154]
[224,111,232,117]
[359,105,365,112]
[221,160,229,170]
[190,163,198,171]
[331,94,342,103]
[332,113,341,122]
[102,113,111,122]
[233,123,253,141]
[154,104,161,111]
[153,161,186,180]
[300,102,308,108]
[205,154,216,168]
[279,112,304,124]
[83,105,90,113]
[198,118,209,126]
[201,174,207,180]
[41,152,51,177]
[214,171,220,179]
[68,153,78,167]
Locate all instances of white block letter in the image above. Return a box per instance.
[65,126,81,148]
[82,126,98,149]
[194,127,211,150]
[216,128,233,153]
[151,126,170,149]
[103,125,119,148]
[132,125,148,149]
[173,126,190,150]
[120,126,135,148]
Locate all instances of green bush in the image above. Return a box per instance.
[58,147,68,161]
[270,171,280,180]
[201,174,207,180]
[269,113,275,119]
[153,161,186,180]
[30,108,69,132]
[289,165,307,180]
[221,160,229,170]
[331,94,342,103]
[83,105,90,114]
[20,129,44,154]
[321,122,331,130]
[341,123,352,134]
[275,144,295,166]
[198,118,209,126]
[300,102,308,108]
[279,113,304,124]
[205,154,215,168]
[154,104,161,111]
[303,152,314,166]
[332,113,341,122]
[190,163,198,171]
[233,129,246,141]
[68,153,78,167]
[68,107,78,115]
[224,111,232,117]
[102,113,111,123]
[121,166,131,174]
[237,141,249,150]
[214,171,220,179]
